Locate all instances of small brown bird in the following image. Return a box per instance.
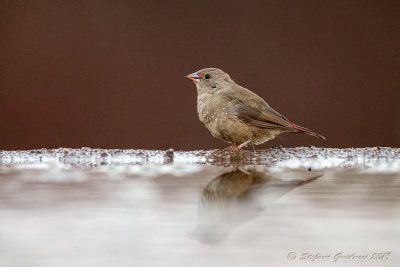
[185,68,325,150]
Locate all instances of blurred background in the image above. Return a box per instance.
[1,0,399,150]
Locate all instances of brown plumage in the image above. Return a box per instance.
[185,68,325,150]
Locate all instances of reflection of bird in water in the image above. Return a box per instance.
[191,169,321,243]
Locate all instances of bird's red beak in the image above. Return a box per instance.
[185,72,200,83]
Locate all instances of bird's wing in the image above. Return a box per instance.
[237,104,294,130]
[223,85,325,139]
[226,86,293,130]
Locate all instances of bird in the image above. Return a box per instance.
[185,68,325,151]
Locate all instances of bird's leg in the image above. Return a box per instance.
[225,140,251,152]
[224,144,238,151]
[251,143,256,153]
[234,140,251,151]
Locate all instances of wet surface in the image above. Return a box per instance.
[1,146,399,168]
[0,147,399,267]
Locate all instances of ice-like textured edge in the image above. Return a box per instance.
[0,147,399,171]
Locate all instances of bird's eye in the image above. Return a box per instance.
[205,74,211,79]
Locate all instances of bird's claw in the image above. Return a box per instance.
[224,140,251,152]
[223,144,239,152]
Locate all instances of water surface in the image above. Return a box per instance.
[0,148,399,267]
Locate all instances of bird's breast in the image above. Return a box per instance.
[197,99,230,124]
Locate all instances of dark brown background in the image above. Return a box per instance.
[1,0,399,150]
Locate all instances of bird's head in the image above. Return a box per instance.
[185,68,233,94]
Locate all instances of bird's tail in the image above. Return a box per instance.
[288,122,326,140]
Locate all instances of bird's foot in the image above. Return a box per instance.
[224,140,252,152]
[235,140,251,151]
[224,144,238,152]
